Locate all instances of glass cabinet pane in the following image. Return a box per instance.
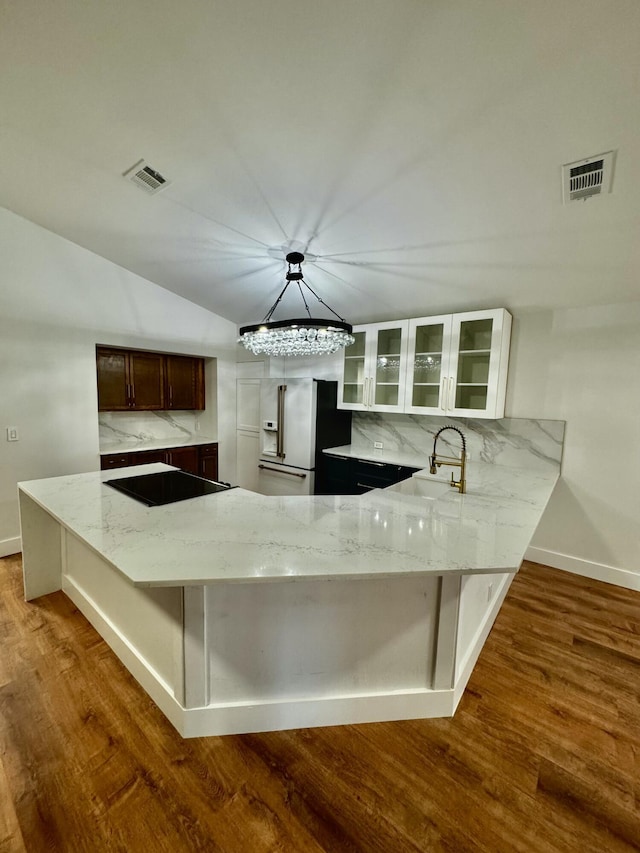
[374,326,403,407]
[415,324,444,353]
[459,319,493,351]
[375,383,399,406]
[409,322,445,410]
[456,352,490,384]
[413,354,442,383]
[455,385,488,410]
[342,331,366,405]
[455,317,494,411]
[377,327,403,356]
[412,385,441,408]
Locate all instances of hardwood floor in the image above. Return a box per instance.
[2,554,640,852]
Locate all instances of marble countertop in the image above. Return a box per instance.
[19,461,558,588]
[324,444,431,469]
[99,435,217,455]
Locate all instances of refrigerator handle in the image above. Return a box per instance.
[276,384,286,459]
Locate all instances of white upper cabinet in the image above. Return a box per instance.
[340,308,512,419]
[339,320,409,413]
[404,314,453,415]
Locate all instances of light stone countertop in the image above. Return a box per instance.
[99,435,217,455]
[18,461,558,588]
[324,444,432,469]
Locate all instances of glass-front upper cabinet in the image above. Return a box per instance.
[341,309,511,418]
[340,329,367,409]
[405,315,453,415]
[339,321,409,412]
[404,309,511,418]
[447,309,511,418]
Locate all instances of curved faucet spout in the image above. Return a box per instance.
[429,425,467,494]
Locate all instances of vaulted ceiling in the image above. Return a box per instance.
[1,0,639,326]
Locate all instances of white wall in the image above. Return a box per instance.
[0,208,238,555]
[507,303,640,586]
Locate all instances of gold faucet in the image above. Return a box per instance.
[429,425,467,494]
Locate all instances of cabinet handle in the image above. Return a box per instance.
[363,377,369,408]
[360,460,386,467]
[368,376,374,408]
[169,386,173,406]
[356,482,377,490]
[449,377,454,410]
[440,379,446,411]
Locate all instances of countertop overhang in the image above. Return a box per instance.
[18,460,558,588]
[99,435,217,455]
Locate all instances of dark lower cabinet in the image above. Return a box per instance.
[100,453,132,470]
[317,454,419,495]
[198,444,219,480]
[101,443,217,481]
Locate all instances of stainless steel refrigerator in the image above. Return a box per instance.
[257,379,352,496]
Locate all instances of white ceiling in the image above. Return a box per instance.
[1,0,639,326]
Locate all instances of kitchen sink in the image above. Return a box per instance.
[384,477,452,500]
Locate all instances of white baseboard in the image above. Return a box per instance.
[526,546,640,592]
[0,537,21,558]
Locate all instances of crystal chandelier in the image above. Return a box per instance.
[238,252,355,357]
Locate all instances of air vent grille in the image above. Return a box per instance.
[123,159,171,194]
[562,151,614,203]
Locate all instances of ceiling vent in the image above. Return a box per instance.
[562,151,614,203]
[123,159,170,194]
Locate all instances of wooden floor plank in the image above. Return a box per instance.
[3,554,640,851]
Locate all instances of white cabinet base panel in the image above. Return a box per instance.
[28,524,507,738]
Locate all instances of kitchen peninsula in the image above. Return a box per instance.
[19,460,558,737]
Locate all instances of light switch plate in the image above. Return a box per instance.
[6,427,18,441]
[374,441,383,449]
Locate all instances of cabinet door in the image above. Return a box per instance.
[338,321,408,412]
[318,454,353,494]
[198,444,219,481]
[97,348,129,411]
[370,321,409,412]
[339,328,368,411]
[405,315,453,415]
[166,356,205,410]
[129,351,165,410]
[168,446,200,475]
[446,309,512,419]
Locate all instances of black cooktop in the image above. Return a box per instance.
[105,470,233,507]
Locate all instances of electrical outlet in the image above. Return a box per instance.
[487,583,494,602]
[194,419,200,432]
[374,441,383,449]
[6,427,19,442]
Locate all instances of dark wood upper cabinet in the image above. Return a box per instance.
[96,348,129,411]
[128,351,165,410]
[165,355,205,411]
[97,347,205,412]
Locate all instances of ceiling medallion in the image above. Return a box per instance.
[238,252,355,357]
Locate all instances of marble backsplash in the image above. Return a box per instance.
[351,413,565,472]
[99,411,201,447]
